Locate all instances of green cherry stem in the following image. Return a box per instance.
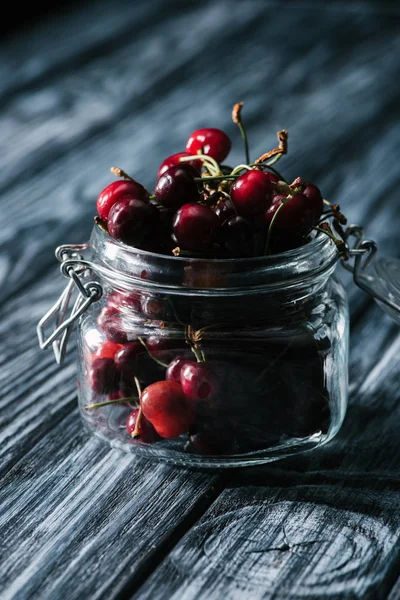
[137,337,169,368]
[232,102,250,164]
[248,162,286,182]
[194,175,237,183]
[84,397,138,410]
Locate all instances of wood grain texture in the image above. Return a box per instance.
[0,0,399,599]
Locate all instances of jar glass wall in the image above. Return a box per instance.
[77,227,348,468]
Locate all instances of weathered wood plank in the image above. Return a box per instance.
[129,308,400,600]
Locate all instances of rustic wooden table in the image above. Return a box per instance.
[1,1,400,598]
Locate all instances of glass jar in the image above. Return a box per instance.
[63,226,346,468]
[37,224,400,468]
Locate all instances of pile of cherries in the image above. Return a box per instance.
[87,115,334,454]
[96,126,325,258]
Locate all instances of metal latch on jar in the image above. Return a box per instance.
[37,244,103,364]
[37,228,400,364]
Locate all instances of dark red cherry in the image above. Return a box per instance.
[90,358,119,394]
[126,408,160,442]
[214,197,236,224]
[102,317,128,343]
[97,180,149,221]
[218,215,254,258]
[173,203,219,251]
[158,152,202,178]
[108,196,160,247]
[154,164,200,209]
[186,128,231,163]
[265,171,279,185]
[166,356,193,383]
[93,341,123,360]
[302,183,324,224]
[97,305,119,330]
[114,342,144,379]
[264,193,314,235]
[141,381,195,438]
[180,362,217,402]
[230,170,273,216]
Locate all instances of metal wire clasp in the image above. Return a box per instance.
[340,225,400,317]
[37,244,103,364]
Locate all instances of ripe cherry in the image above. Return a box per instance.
[97,305,119,330]
[154,164,200,209]
[114,342,144,379]
[97,180,149,221]
[264,193,314,236]
[108,196,160,247]
[301,183,324,224]
[141,381,195,438]
[90,357,119,394]
[173,203,219,251]
[186,128,231,163]
[166,356,193,383]
[158,152,202,178]
[214,197,236,224]
[218,215,254,258]
[103,317,128,344]
[230,170,273,216]
[126,408,160,443]
[180,362,217,402]
[93,341,123,360]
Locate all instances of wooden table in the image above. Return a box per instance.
[1,1,400,598]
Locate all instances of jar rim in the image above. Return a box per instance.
[90,226,340,292]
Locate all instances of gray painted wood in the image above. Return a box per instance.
[0,0,399,599]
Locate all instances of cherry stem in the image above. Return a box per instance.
[84,397,138,410]
[180,154,222,176]
[111,167,134,181]
[230,164,252,176]
[132,404,143,439]
[137,337,169,368]
[264,198,289,254]
[312,226,339,244]
[191,346,203,363]
[194,175,237,183]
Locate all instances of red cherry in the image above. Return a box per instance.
[302,183,324,224]
[97,180,149,221]
[265,171,279,185]
[166,356,193,383]
[108,196,160,247]
[103,317,128,343]
[264,193,314,235]
[230,170,273,216]
[126,408,160,443]
[214,197,236,224]
[173,203,219,251]
[158,152,202,178]
[90,358,119,394]
[186,128,231,163]
[154,165,200,209]
[141,381,195,438]
[97,305,119,330]
[93,341,123,360]
[114,342,144,379]
[180,362,217,401]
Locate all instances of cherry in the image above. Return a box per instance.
[158,152,202,178]
[265,171,279,185]
[141,381,195,438]
[230,170,273,216]
[140,295,171,320]
[114,342,144,379]
[180,362,217,402]
[264,193,314,236]
[108,196,160,247]
[103,317,128,343]
[173,203,219,251]
[97,180,149,221]
[97,305,119,330]
[218,215,254,258]
[90,357,119,394]
[214,197,236,224]
[166,356,193,383]
[126,408,160,442]
[186,128,231,163]
[154,165,200,209]
[93,341,123,360]
[301,183,324,224]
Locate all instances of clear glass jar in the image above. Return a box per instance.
[75,226,348,468]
